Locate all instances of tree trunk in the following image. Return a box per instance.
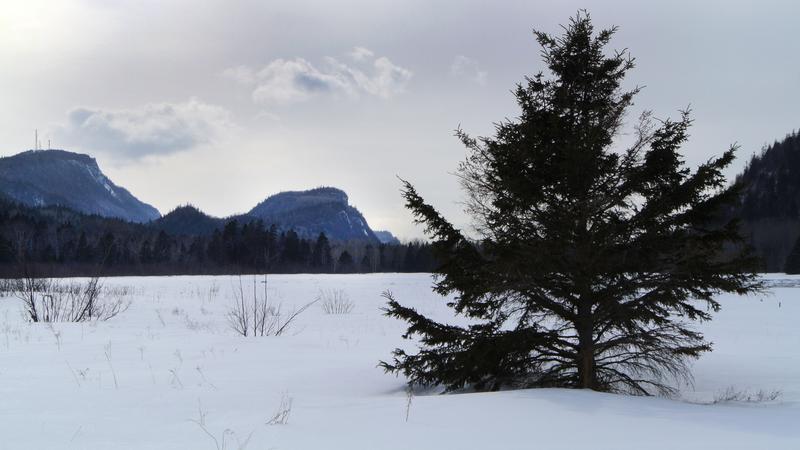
[576,301,595,389]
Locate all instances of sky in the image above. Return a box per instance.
[1,0,799,240]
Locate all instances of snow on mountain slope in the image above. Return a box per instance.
[0,273,796,449]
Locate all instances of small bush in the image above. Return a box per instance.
[191,402,253,450]
[712,386,782,404]
[318,289,354,315]
[0,279,13,296]
[266,392,293,425]
[227,275,315,337]
[11,276,129,323]
[207,282,220,303]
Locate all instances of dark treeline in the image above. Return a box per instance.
[0,197,435,277]
[737,130,800,220]
[734,131,800,272]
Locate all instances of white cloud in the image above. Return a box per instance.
[451,55,488,85]
[349,46,374,62]
[251,58,352,104]
[54,98,234,159]
[227,48,413,105]
[371,57,413,97]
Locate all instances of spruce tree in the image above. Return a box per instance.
[0,236,13,263]
[97,232,119,266]
[381,12,760,395]
[311,232,332,269]
[139,239,153,264]
[281,230,302,264]
[76,232,93,263]
[784,234,800,274]
[337,250,354,272]
[153,230,172,263]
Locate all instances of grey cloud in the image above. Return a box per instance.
[295,71,337,93]
[54,99,233,159]
[231,48,413,105]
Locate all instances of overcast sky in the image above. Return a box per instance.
[1,0,799,239]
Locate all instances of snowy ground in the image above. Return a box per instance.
[0,273,797,449]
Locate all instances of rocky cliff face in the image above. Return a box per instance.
[0,150,392,242]
[248,187,378,241]
[0,150,160,223]
[374,230,400,244]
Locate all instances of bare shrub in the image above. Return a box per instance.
[47,323,62,350]
[207,282,220,303]
[227,275,316,337]
[712,386,782,404]
[103,285,139,297]
[184,314,214,332]
[266,392,293,425]
[105,351,119,389]
[0,278,13,296]
[318,289,354,315]
[191,402,253,450]
[11,276,129,323]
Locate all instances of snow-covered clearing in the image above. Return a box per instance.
[0,273,797,449]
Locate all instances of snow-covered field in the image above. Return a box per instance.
[0,273,797,449]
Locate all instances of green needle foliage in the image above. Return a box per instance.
[381,12,760,395]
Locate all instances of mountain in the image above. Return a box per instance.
[153,205,224,236]
[374,230,400,245]
[733,131,800,271]
[0,150,390,243]
[0,149,160,223]
[0,193,434,276]
[248,187,378,241]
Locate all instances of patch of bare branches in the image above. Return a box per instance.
[712,386,782,404]
[318,289,354,315]
[227,275,316,337]
[10,276,129,323]
[266,392,293,425]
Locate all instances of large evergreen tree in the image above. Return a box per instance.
[311,232,333,269]
[783,234,800,274]
[381,12,760,395]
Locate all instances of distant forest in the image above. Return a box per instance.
[734,131,800,272]
[0,197,436,277]
[9,131,800,276]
